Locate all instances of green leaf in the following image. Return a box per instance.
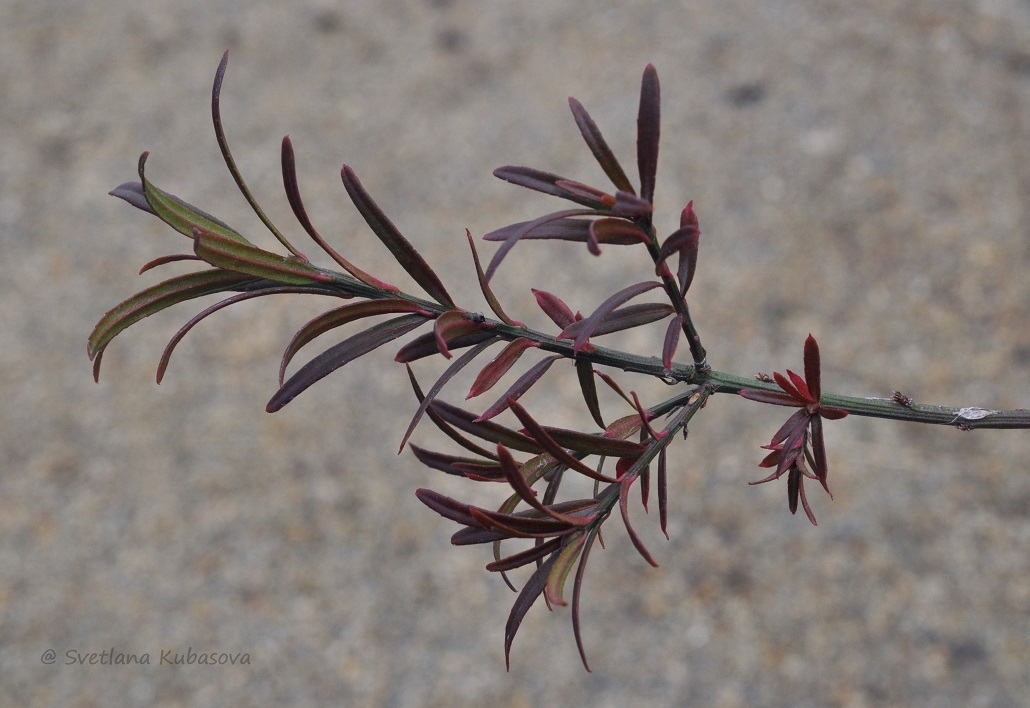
[193,226,332,285]
[88,269,256,380]
[137,152,250,244]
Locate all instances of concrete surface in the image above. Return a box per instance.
[2,0,1029,705]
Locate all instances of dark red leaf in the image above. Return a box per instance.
[476,354,560,422]
[507,400,619,483]
[568,96,635,194]
[504,552,558,671]
[636,64,660,204]
[493,166,610,210]
[467,337,540,399]
[466,230,522,326]
[429,400,544,454]
[433,310,492,359]
[394,329,496,363]
[532,289,577,329]
[738,388,802,407]
[571,529,599,671]
[804,334,822,401]
[658,446,669,539]
[619,476,659,567]
[266,313,429,411]
[486,537,563,572]
[560,302,673,339]
[576,359,605,429]
[663,315,684,370]
[484,208,596,283]
[341,164,455,308]
[415,488,480,528]
[560,281,661,353]
[408,444,497,477]
[398,338,498,452]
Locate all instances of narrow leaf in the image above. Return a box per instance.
[484,208,596,283]
[467,337,540,399]
[497,446,588,525]
[561,302,673,339]
[341,164,455,307]
[407,367,498,460]
[505,553,558,671]
[476,354,560,422]
[540,426,646,458]
[532,289,576,329]
[545,532,586,607]
[738,388,802,407]
[568,96,635,193]
[804,334,822,401]
[398,338,498,452]
[415,488,480,528]
[281,299,431,384]
[656,223,700,291]
[394,329,496,363]
[136,153,249,244]
[589,218,649,246]
[470,508,576,538]
[408,444,499,477]
[267,313,429,411]
[663,315,684,370]
[281,136,398,292]
[88,270,255,377]
[109,181,155,215]
[466,230,522,326]
[211,51,305,258]
[159,285,342,383]
[658,446,669,539]
[576,359,605,429]
[637,64,660,204]
[571,529,599,671]
[560,281,662,352]
[619,476,659,567]
[429,400,544,454]
[484,217,645,245]
[193,226,331,284]
[486,537,563,572]
[493,165,610,209]
[507,400,619,483]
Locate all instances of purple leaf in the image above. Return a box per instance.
[466,230,522,326]
[398,338,498,453]
[657,446,669,539]
[559,281,662,352]
[88,269,256,380]
[619,476,659,567]
[636,64,660,204]
[433,310,492,359]
[280,299,432,385]
[662,315,684,370]
[532,289,577,330]
[266,313,429,412]
[476,354,560,422]
[484,208,595,283]
[575,359,605,429]
[568,96,635,194]
[571,529,600,671]
[467,337,540,399]
[408,444,499,477]
[429,400,544,454]
[560,302,673,339]
[341,164,455,308]
[394,329,496,363]
[504,552,558,671]
[507,400,620,483]
[415,488,480,528]
[493,165,610,210]
[109,182,155,215]
[486,537,563,572]
[281,136,398,292]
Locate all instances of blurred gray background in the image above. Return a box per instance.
[3,0,1029,705]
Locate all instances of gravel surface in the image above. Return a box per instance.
[3,0,1029,705]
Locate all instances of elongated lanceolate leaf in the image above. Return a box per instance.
[532,289,576,329]
[406,368,498,460]
[193,226,331,284]
[483,217,646,245]
[662,315,684,370]
[497,446,589,525]
[486,537,563,572]
[657,447,669,539]
[398,339,498,453]
[341,164,455,308]
[568,97,635,194]
[280,299,432,385]
[619,475,659,567]
[159,285,345,384]
[88,269,256,380]
[211,52,304,259]
[505,553,558,670]
[466,230,521,326]
[395,329,496,363]
[493,166,610,210]
[266,313,429,411]
[571,528,600,671]
[539,425,646,458]
[636,64,661,204]
[560,281,661,352]
[408,445,499,477]
[428,400,543,454]
[476,354,560,422]
[507,400,619,483]
[576,359,605,429]
[137,153,250,244]
[415,488,480,528]
[545,532,586,607]
[467,337,539,399]
[484,208,595,283]
[560,302,673,339]
[281,136,398,292]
